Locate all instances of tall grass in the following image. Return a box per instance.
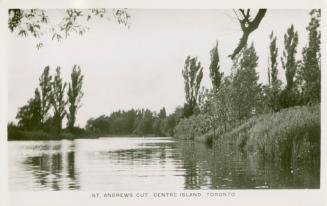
[246,105,320,165]
[216,105,320,167]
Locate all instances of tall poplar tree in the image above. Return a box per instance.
[51,67,67,132]
[182,56,203,117]
[67,65,84,131]
[39,66,52,125]
[298,9,321,104]
[267,31,281,111]
[209,41,223,93]
[281,25,298,91]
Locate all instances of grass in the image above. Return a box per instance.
[215,105,320,166]
[194,132,214,146]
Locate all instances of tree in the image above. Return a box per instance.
[230,9,267,59]
[158,107,167,119]
[16,89,42,130]
[198,87,212,114]
[50,67,67,133]
[280,25,299,108]
[133,109,154,135]
[267,31,282,111]
[231,44,262,121]
[212,77,235,133]
[67,65,84,131]
[39,66,52,125]
[209,41,223,93]
[182,56,203,117]
[298,9,321,104]
[281,25,299,91]
[8,9,130,48]
[86,115,111,134]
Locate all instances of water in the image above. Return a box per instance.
[8,137,319,191]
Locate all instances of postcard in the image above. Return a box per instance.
[0,0,326,205]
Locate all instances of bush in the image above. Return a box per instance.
[174,114,211,140]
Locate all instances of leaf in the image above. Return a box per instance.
[36,42,43,49]
[18,29,27,37]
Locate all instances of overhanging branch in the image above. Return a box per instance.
[229,9,267,59]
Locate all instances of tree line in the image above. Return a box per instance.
[10,65,84,134]
[174,9,320,139]
[85,107,184,136]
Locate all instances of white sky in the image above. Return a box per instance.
[8,9,310,127]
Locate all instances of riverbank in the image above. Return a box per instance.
[194,105,320,165]
[190,105,320,159]
[7,130,165,141]
[7,130,99,141]
[222,105,319,163]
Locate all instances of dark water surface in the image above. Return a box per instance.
[8,137,319,191]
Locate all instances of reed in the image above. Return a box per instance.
[216,105,320,167]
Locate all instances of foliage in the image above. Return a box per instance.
[16,89,42,130]
[281,24,298,90]
[158,107,167,119]
[133,109,155,135]
[13,65,84,136]
[174,114,211,140]
[209,41,223,93]
[182,56,203,117]
[86,107,180,136]
[67,65,84,130]
[211,77,236,133]
[212,105,320,172]
[176,44,264,140]
[8,129,88,141]
[297,9,321,104]
[50,67,67,133]
[265,31,282,112]
[8,9,130,48]
[39,66,52,125]
[231,44,263,120]
[280,25,299,108]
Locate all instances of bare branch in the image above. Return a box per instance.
[229,9,267,59]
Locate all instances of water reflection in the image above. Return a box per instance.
[8,137,319,191]
[176,141,319,189]
[9,140,80,191]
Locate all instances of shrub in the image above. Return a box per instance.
[174,114,211,140]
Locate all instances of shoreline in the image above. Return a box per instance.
[7,131,165,141]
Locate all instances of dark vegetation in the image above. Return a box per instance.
[8,65,85,140]
[85,107,182,137]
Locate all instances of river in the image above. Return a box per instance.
[8,137,319,191]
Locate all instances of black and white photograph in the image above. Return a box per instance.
[0,1,326,205]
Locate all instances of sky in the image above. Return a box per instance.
[8,9,311,127]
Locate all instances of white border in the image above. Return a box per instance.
[0,0,326,206]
